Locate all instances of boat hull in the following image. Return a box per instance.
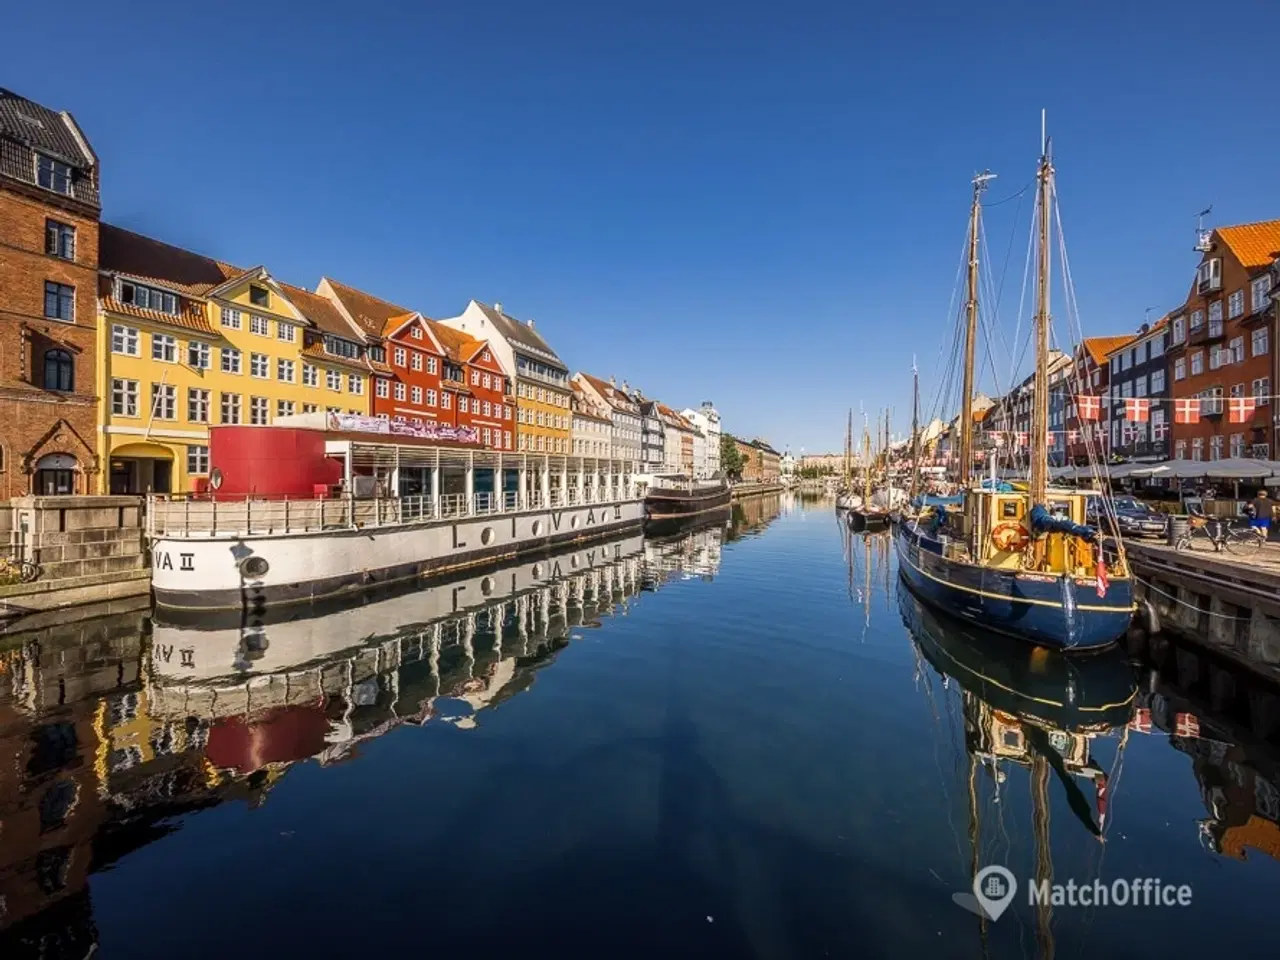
[894,519,1134,651]
[151,499,645,611]
[644,483,731,521]
[849,509,890,532]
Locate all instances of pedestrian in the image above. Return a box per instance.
[1248,489,1273,540]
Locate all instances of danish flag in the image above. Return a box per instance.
[1076,394,1101,420]
[1047,431,1057,447]
[1153,421,1168,440]
[1124,398,1151,421]
[1095,557,1109,598]
[1016,432,1027,447]
[1174,398,1201,424]
[1068,429,1080,443]
[1229,396,1257,423]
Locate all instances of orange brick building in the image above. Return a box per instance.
[1168,220,1278,461]
[0,88,101,495]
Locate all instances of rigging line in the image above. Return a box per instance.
[928,219,982,418]
[1007,193,1038,391]
[982,179,1033,208]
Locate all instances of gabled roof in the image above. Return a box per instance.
[575,372,639,413]
[1215,219,1280,270]
[571,381,612,422]
[0,87,99,207]
[100,224,243,298]
[472,302,567,371]
[279,283,366,341]
[1080,335,1137,367]
[321,277,414,340]
[430,321,489,366]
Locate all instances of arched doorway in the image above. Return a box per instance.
[35,453,79,495]
[109,442,174,494]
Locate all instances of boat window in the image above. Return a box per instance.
[1001,500,1020,519]
[1048,500,1071,519]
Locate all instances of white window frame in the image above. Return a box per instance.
[249,396,270,425]
[220,393,241,424]
[187,445,210,475]
[1253,327,1269,357]
[150,383,176,420]
[151,333,177,363]
[111,324,139,356]
[250,352,270,378]
[326,369,342,392]
[303,363,318,387]
[187,340,211,369]
[221,307,242,329]
[277,358,295,383]
[376,379,390,399]
[348,374,363,395]
[221,347,241,374]
[187,387,210,423]
[249,314,270,336]
[277,321,296,342]
[111,378,139,417]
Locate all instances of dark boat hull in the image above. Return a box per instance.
[849,509,890,532]
[897,578,1137,730]
[643,505,731,539]
[894,518,1134,651]
[644,483,731,521]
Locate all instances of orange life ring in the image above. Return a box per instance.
[991,521,1030,552]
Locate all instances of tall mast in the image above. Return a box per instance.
[957,171,995,488]
[846,408,853,480]
[862,417,872,502]
[1029,135,1053,504]
[910,359,921,500]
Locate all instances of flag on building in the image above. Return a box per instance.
[1229,396,1257,423]
[1076,394,1101,420]
[1068,429,1080,443]
[1174,399,1200,424]
[1124,398,1151,421]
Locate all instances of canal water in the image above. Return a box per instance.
[2,493,1278,958]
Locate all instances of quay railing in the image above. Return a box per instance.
[148,486,636,538]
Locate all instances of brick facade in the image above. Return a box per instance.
[0,170,101,497]
[1169,222,1278,462]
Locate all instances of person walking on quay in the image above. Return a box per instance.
[1246,489,1273,540]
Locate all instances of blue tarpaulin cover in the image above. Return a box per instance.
[1029,504,1097,539]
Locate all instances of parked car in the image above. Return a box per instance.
[1086,495,1168,538]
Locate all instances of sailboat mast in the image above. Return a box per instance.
[957,172,993,488]
[862,419,872,502]
[1029,140,1053,505]
[910,361,921,499]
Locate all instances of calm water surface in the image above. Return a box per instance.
[3,493,1278,958]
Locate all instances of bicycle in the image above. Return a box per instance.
[1174,514,1266,556]
[0,554,41,584]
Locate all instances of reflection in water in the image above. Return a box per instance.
[4,496,1280,957]
[0,513,763,958]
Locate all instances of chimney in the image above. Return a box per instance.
[494,301,502,314]
[609,375,616,387]
[527,318,535,328]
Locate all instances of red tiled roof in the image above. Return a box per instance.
[1216,219,1280,270]
[321,277,414,339]
[100,296,216,335]
[301,342,367,370]
[429,320,487,364]
[279,283,362,340]
[1081,335,1137,366]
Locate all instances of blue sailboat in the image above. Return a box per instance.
[895,139,1135,651]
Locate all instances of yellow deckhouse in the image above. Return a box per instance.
[96,226,373,493]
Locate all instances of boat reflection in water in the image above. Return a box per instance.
[0,520,730,957]
[898,578,1137,955]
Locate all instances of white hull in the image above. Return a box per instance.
[151,498,645,611]
[150,532,647,687]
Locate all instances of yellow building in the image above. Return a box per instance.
[96,225,375,493]
[440,300,572,454]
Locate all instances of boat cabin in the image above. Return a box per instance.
[937,487,1102,575]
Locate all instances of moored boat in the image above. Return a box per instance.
[894,134,1135,651]
[643,476,730,524]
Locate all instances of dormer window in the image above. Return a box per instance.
[36,154,72,195]
[1197,258,1222,294]
[249,285,270,307]
[323,335,361,360]
[367,345,386,363]
[118,280,177,315]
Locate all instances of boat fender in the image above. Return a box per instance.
[991,522,1029,552]
[1138,596,1160,635]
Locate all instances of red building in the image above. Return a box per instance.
[318,279,514,451]
[1061,336,1135,464]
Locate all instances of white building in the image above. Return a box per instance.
[573,373,642,466]
[571,380,613,458]
[681,401,722,478]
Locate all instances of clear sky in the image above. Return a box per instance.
[7,0,1277,454]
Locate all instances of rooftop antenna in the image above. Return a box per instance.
[1195,207,1213,252]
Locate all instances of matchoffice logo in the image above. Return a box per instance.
[954,866,1193,920]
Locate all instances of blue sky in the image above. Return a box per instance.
[7,0,1277,453]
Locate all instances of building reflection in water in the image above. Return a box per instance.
[0,515,752,956]
[898,571,1280,955]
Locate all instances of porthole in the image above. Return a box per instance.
[481,526,495,546]
[239,555,269,579]
[532,520,544,536]
[481,576,495,596]
[570,515,579,529]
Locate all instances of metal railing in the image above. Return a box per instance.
[148,485,636,538]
